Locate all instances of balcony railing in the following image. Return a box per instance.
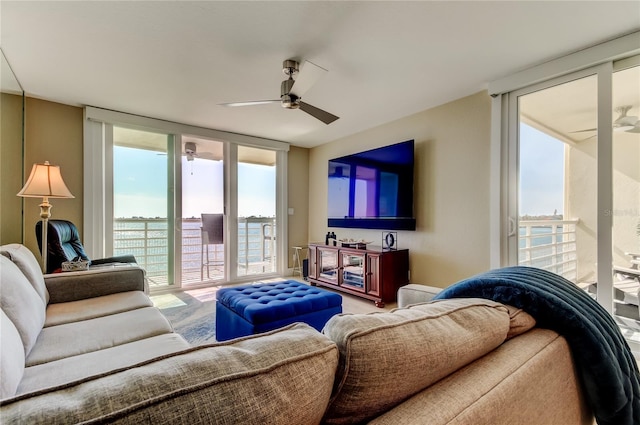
[113,217,277,286]
[113,218,169,276]
[518,219,578,282]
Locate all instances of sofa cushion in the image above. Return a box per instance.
[44,291,153,327]
[25,306,173,366]
[503,304,536,339]
[1,243,49,305]
[1,323,339,425]
[0,256,46,356]
[18,333,190,395]
[322,298,511,424]
[0,310,25,400]
[368,329,588,425]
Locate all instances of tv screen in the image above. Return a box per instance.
[327,140,416,231]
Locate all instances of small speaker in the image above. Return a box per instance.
[302,259,309,280]
[382,232,397,250]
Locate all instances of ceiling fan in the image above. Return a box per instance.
[184,141,217,161]
[572,105,640,135]
[219,59,339,125]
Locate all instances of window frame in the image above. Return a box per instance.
[83,107,289,288]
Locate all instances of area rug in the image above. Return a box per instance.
[152,287,219,345]
[152,280,389,345]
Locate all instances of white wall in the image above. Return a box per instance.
[308,91,492,287]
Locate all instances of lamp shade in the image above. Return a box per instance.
[17,161,74,199]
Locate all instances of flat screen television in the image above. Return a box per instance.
[327,139,416,231]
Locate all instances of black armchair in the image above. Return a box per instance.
[36,219,137,274]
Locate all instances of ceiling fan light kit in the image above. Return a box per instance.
[183,141,218,161]
[220,59,339,125]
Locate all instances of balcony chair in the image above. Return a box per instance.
[36,219,137,274]
[201,213,224,280]
[608,252,640,322]
[613,255,640,304]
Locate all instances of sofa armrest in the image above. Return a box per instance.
[44,265,147,304]
[397,284,442,308]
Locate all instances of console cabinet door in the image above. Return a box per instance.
[318,247,339,285]
[366,253,381,297]
[341,251,366,293]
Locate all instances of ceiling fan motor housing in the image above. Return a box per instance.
[185,141,197,154]
[281,78,299,109]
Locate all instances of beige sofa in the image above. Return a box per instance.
[0,243,593,424]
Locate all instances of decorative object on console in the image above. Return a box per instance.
[17,161,74,272]
[382,231,397,250]
[326,231,337,246]
[339,239,372,249]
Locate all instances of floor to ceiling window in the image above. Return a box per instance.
[611,61,640,345]
[516,74,597,284]
[83,107,288,291]
[112,127,174,289]
[236,146,277,277]
[179,137,225,287]
[493,41,640,352]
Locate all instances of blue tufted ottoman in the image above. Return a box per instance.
[215,280,342,341]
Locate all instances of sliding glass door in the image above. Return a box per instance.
[179,137,225,286]
[611,61,640,344]
[236,146,277,277]
[112,126,174,289]
[84,108,288,291]
[515,73,597,284]
[506,57,640,350]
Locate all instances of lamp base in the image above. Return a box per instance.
[39,199,52,273]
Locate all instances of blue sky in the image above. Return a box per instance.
[519,123,564,216]
[114,147,275,218]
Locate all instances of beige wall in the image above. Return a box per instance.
[21,98,84,262]
[287,145,310,268]
[308,91,492,287]
[0,93,24,245]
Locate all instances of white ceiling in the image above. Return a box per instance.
[2,1,639,148]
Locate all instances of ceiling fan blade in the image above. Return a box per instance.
[197,152,221,161]
[299,101,339,125]
[290,61,327,98]
[219,100,280,107]
[626,124,640,133]
[615,115,639,126]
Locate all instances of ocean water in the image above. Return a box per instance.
[519,226,557,248]
[518,224,577,280]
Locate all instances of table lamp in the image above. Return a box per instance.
[17,161,74,272]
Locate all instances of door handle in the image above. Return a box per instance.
[508,217,516,237]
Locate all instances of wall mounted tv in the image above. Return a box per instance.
[327,139,416,231]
